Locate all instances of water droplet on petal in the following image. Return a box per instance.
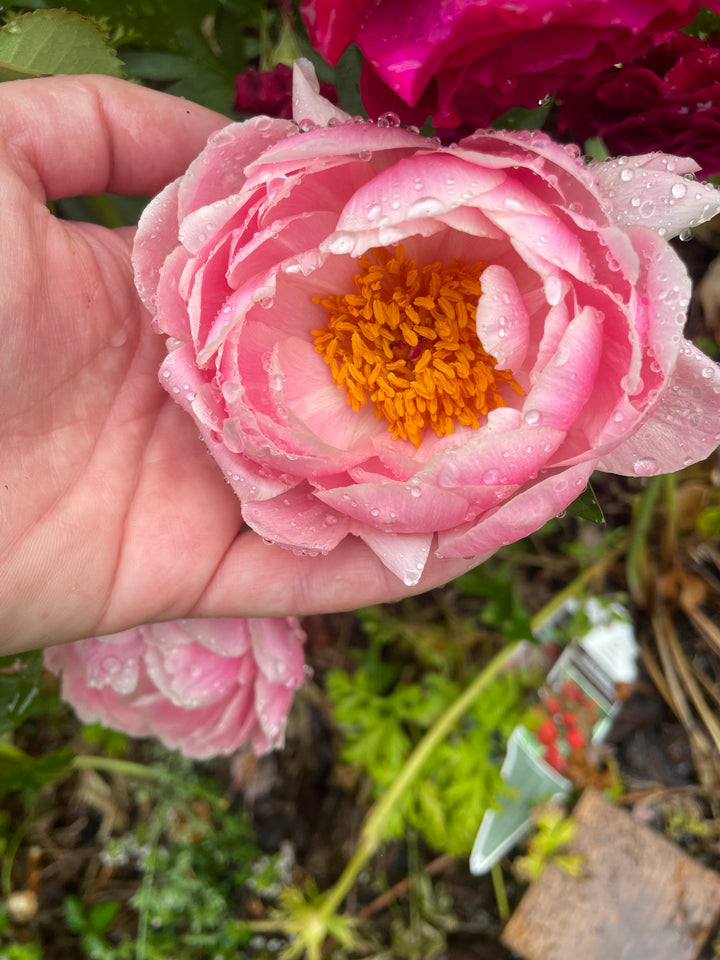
[408,197,445,218]
[633,457,659,476]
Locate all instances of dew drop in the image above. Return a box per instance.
[671,182,687,199]
[377,111,401,127]
[678,227,693,241]
[408,197,445,218]
[523,409,542,426]
[620,168,634,181]
[633,457,660,476]
[483,468,502,484]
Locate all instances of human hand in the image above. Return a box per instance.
[0,75,474,654]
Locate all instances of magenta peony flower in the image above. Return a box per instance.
[557,33,720,180]
[300,0,718,129]
[44,617,307,758]
[132,61,720,587]
[234,62,337,120]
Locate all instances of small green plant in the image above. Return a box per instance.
[513,802,583,882]
[63,897,120,960]
[327,604,536,855]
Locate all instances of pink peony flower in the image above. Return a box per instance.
[44,617,307,758]
[234,62,337,121]
[133,61,720,588]
[300,0,718,129]
[557,33,720,180]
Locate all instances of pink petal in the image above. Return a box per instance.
[422,423,565,487]
[250,617,306,687]
[475,264,530,369]
[357,527,433,586]
[177,117,295,220]
[292,58,350,125]
[522,305,604,431]
[438,462,595,558]
[316,480,470,533]
[591,154,720,238]
[598,345,720,476]
[134,179,182,314]
[242,484,352,553]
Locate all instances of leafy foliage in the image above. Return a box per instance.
[0,10,124,79]
[327,607,535,855]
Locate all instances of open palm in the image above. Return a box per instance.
[0,75,475,654]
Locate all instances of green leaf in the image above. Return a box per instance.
[88,900,120,933]
[0,650,58,735]
[0,742,72,797]
[0,10,125,78]
[566,482,605,525]
[493,103,550,132]
[63,895,86,934]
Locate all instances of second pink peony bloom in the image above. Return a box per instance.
[133,61,720,587]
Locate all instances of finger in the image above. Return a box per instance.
[0,74,228,201]
[192,531,479,619]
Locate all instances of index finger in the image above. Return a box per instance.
[0,73,228,201]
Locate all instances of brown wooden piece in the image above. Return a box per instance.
[502,788,720,960]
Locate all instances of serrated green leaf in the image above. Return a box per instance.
[0,10,124,78]
[566,482,605,525]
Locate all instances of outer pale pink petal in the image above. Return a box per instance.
[249,121,427,168]
[144,640,241,708]
[160,346,291,502]
[252,678,296,751]
[242,485,352,553]
[177,117,295,219]
[173,618,253,657]
[422,425,565,487]
[438,462,596,558]
[67,632,144,696]
[292,58,350,125]
[133,179,182,314]
[358,527,433,586]
[475,264,530,369]
[315,481,470,533]
[598,345,720,476]
[522,306,604,431]
[250,617,306,686]
[591,154,720,237]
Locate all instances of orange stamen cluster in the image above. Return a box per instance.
[312,244,522,446]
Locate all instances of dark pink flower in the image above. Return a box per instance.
[234,62,337,120]
[301,0,717,129]
[132,62,720,588]
[557,33,720,179]
[45,617,307,758]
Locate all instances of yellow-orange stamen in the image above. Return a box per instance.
[312,244,523,447]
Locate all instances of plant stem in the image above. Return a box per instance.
[71,755,228,809]
[626,476,662,606]
[491,862,510,921]
[316,641,522,923]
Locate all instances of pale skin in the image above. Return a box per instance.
[0,74,476,655]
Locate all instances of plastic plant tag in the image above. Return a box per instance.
[469,597,638,875]
[470,725,570,874]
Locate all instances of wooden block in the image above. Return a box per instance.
[502,788,720,960]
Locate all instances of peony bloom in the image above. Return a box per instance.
[133,61,720,588]
[300,0,718,130]
[557,33,720,180]
[234,62,337,120]
[44,617,306,758]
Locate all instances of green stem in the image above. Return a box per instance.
[71,756,227,809]
[626,476,662,605]
[317,641,521,922]
[491,862,510,921]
